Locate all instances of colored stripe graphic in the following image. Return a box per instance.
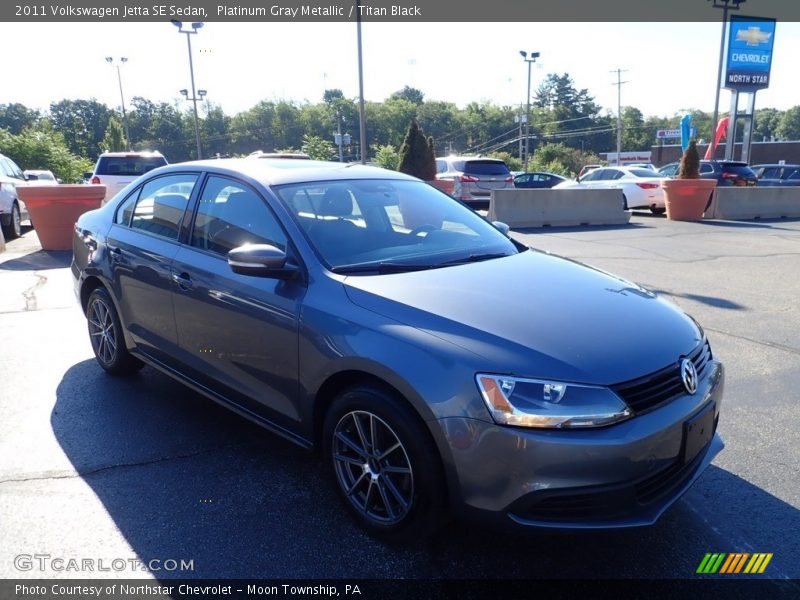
[698,552,773,574]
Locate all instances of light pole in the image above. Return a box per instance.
[172,19,204,160]
[519,50,539,172]
[355,0,367,164]
[105,56,131,150]
[709,0,745,152]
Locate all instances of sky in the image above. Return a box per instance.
[3,21,800,122]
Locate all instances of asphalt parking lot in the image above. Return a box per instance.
[0,213,798,585]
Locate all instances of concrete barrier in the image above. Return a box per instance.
[488,188,631,227]
[707,186,800,220]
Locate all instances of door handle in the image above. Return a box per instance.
[108,245,122,261]
[171,272,194,290]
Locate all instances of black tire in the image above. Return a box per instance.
[622,195,629,210]
[650,207,666,215]
[323,384,446,541]
[86,287,144,376]
[1,202,21,239]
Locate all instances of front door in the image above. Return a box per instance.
[170,176,306,431]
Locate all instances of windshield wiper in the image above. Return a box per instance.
[439,252,511,266]
[331,261,438,274]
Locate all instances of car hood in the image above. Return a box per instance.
[342,250,702,385]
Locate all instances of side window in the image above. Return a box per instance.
[191,176,287,256]
[436,160,448,174]
[0,159,14,178]
[130,174,198,240]
[114,189,141,226]
[610,170,625,180]
[515,174,529,184]
[700,163,714,174]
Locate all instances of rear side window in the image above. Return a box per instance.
[722,164,757,177]
[629,169,660,177]
[129,174,198,240]
[96,155,167,176]
[456,160,511,176]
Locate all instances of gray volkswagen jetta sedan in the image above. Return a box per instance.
[72,159,724,538]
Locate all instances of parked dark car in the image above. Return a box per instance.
[658,160,757,186]
[72,159,724,538]
[513,172,567,189]
[750,163,800,187]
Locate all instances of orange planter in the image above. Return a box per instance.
[662,179,717,222]
[17,185,105,251]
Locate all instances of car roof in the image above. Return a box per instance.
[751,163,800,168]
[437,156,505,162]
[148,158,418,187]
[99,151,164,157]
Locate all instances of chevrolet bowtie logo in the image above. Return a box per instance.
[736,27,772,46]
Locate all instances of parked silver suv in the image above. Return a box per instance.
[90,151,168,203]
[435,156,514,209]
[0,153,30,239]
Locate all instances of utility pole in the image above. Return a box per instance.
[611,68,628,165]
[519,51,540,172]
[709,0,745,159]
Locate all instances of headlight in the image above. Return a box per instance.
[476,374,632,429]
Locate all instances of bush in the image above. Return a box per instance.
[0,127,92,183]
[398,120,436,180]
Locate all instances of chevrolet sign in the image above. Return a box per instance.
[725,16,776,91]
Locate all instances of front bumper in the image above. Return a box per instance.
[438,360,724,529]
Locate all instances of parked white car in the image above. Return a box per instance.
[0,153,31,239]
[23,169,60,184]
[90,151,168,204]
[554,166,667,214]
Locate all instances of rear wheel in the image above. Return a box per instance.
[650,207,666,215]
[323,384,446,540]
[86,287,144,376]
[1,202,21,239]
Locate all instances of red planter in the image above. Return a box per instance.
[662,179,717,222]
[17,185,106,251]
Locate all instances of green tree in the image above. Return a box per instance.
[301,134,335,160]
[752,108,782,142]
[49,99,112,160]
[373,144,400,170]
[775,106,800,141]
[0,128,92,183]
[0,103,42,135]
[488,151,522,172]
[398,120,435,180]
[100,115,127,152]
[389,86,425,105]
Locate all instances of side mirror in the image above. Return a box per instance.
[492,221,510,235]
[228,243,298,279]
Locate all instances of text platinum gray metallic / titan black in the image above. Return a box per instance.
[71,158,724,539]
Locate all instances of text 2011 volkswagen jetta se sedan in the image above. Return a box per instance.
[72,159,724,538]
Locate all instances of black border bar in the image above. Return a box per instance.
[6,0,800,23]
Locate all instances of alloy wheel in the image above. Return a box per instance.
[88,298,117,366]
[332,410,414,525]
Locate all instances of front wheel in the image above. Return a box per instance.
[650,207,666,215]
[1,202,21,239]
[86,287,144,376]
[323,384,446,540]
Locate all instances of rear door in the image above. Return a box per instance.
[170,175,306,430]
[106,173,198,364]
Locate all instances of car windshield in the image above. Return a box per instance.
[275,179,519,273]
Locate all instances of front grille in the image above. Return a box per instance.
[611,340,712,414]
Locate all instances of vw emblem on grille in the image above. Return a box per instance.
[681,358,698,395]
